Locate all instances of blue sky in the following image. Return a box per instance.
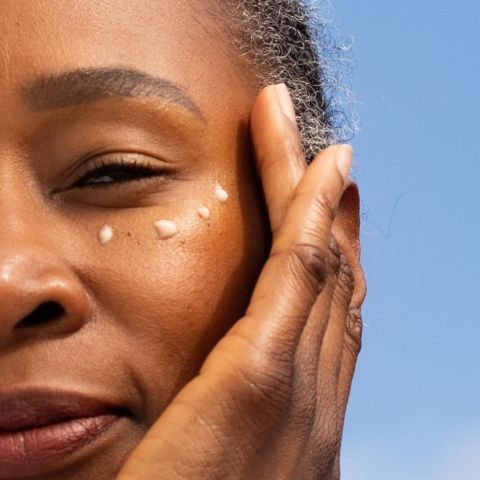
[324,1,480,478]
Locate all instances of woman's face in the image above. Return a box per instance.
[0,1,270,478]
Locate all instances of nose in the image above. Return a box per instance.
[0,248,90,347]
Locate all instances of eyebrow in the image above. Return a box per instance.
[23,67,204,119]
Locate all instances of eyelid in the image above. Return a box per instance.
[56,152,172,192]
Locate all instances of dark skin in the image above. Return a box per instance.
[0,1,365,479]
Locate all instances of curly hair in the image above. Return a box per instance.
[219,0,354,162]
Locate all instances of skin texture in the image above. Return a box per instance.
[117,88,365,480]
[0,1,365,479]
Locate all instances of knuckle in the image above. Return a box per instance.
[284,135,305,165]
[312,190,336,224]
[258,137,303,175]
[288,243,328,292]
[236,359,293,414]
[238,359,292,408]
[345,308,363,355]
[338,253,355,292]
[226,331,294,408]
[258,145,281,174]
[327,235,342,275]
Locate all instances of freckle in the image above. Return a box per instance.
[99,225,113,245]
[214,183,229,203]
[196,205,211,220]
[154,220,178,240]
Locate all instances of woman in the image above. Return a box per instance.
[0,1,366,478]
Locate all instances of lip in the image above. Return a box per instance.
[0,387,128,478]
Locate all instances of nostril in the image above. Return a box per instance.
[15,301,66,329]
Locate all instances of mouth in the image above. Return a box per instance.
[0,387,130,478]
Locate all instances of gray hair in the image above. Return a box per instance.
[220,0,354,162]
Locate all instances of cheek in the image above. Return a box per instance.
[70,176,269,416]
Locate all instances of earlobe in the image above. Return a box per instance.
[332,182,367,308]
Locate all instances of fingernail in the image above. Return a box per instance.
[336,144,353,181]
[275,83,297,124]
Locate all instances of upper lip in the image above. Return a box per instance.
[0,388,125,432]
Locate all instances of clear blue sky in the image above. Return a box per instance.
[324,1,480,478]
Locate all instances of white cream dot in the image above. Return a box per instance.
[214,183,229,203]
[196,206,211,220]
[154,220,178,239]
[99,225,113,245]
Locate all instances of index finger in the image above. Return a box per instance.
[226,144,353,364]
[250,84,307,234]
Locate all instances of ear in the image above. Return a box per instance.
[331,182,367,309]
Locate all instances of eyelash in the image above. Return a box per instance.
[72,156,168,188]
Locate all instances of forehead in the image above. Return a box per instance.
[0,0,240,107]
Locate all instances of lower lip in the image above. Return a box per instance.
[0,414,120,478]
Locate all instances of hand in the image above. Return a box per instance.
[116,84,366,480]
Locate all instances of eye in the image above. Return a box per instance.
[71,155,168,188]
